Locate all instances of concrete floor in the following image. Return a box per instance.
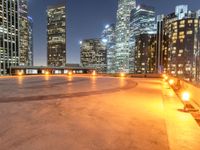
[0,75,199,150]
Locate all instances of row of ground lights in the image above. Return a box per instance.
[163,74,190,111]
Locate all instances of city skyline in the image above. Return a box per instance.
[29,0,200,66]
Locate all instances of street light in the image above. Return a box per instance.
[92,70,96,76]
[182,92,190,102]
[169,79,174,85]
[181,91,190,111]
[68,71,72,76]
[18,71,23,76]
[45,71,50,75]
[120,73,125,77]
[164,76,168,81]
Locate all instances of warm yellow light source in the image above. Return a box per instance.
[92,71,96,76]
[68,71,72,76]
[164,76,168,80]
[45,71,49,75]
[120,73,125,77]
[18,72,23,76]
[162,74,166,78]
[169,79,174,85]
[182,92,190,102]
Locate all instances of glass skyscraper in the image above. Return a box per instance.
[102,24,116,73]
[28,16,33,66]
[0,0,19,75]
[115,0,136,73]
[47,4,66,67]
[19,0,29,66]
[129,4,157,73]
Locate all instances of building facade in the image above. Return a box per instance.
[159,5,200,81]
[19,0,29,66]
[134,34,157,74]
[101,24,115,73]
[28,16,33,66]
[47,4,66,67]
[0,0,20,75]
[80,39,106,73]
[129,4,157,73]
[115,0,136,73]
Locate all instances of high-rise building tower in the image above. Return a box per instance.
[158,5,200,81]
[47,4,66,67]
[115,0,136,73]
[0,0,20,75]
[102,24,116,73]
[80,39,107,73]
[129,4,157,73]
[28,16,33,66]
[19,0,29,66]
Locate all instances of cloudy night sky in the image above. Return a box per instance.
[28,0,200,66]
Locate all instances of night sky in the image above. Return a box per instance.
[28,0,200,66]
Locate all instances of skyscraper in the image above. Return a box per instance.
[115,0,136,73]
[102,24,116,73]
[156,14,165,73]
[19,0,29,66]
[28,16,33,66]
[129,4,157,73]
[159,5,200,81]
[134,34,157,74]
[47,4,66,67]
[80,39,107,73]
[0,0,19,75]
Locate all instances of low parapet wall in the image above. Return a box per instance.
[171,77,200,108]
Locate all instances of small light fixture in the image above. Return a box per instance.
[182,92,190,102]
[120,73,125,77]
[68,71,72,76]
[92,70,96,76]
[169,79,174,85]
[18,71,23,76]
[45,71,49,75]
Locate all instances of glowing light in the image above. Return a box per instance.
[105,24,109,28]
[162,74,167,78]
[182,92,190,102]
[79,41,82,44]
[18,72,23,76]
[92,70,96,76]
[68,71,72,76]
[45,71,50,75]
[102,38,108,43]
[120,73,125,77]
[169,79,174,85]
[164,76,168,80]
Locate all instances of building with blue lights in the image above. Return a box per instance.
[102,24,116,73]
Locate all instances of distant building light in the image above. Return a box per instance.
[102,39,108,43]
[105,25,109,28]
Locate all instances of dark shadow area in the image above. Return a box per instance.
[0,81,137,104]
